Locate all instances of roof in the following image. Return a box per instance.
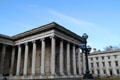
[0,34,13,40]
[0,22,83,42]
[89,49,120,56]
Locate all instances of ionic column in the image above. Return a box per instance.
[105,57,110,76]
[9,46,15,76]
[67,43,71,75]
[99,56,104,76]
[50,36,56,75]
[111,56,117,75]
[23,43,29,75]
[16,45,22,76]
[77,49,82,75]
[0,44,6,76]
[93,58,97,76]
[72,45,77,75]
[59,40,64,75]
[32,41,36,75]
[40,38,46,75]
[82,53,86,74]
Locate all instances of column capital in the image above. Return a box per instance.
[40,38,45,41]
[24,42,28,45]
[67,42,70,45]
[50,35,56,39]
[32,40,36,43]
[18,44,21,47]
[2,44,8,47]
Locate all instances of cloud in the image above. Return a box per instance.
[49,10,95,27]
[48,9,120,50]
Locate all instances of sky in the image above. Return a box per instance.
[0,0,120,51]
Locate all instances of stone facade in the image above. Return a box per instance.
[88,49,120,77]
[0,22,84,80]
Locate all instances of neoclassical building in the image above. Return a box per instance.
[0,22,84,80]
[88,49,120,77]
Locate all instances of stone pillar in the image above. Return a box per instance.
[40,38,46,75]
[111,56,117,75]
[9,46,15,76]
[99,56,104,77]
[16,45,22,76]
[72,45,77,75]
[105,56,110,76]
[32,41,36,75]
[0,44,6,76]
[59,40,64,75]
[23,43,29,75]
[67,43,71,75]
[77,49,82,75]
[82,53,86,74]
[93,58,97,76]
[50,36,56,75]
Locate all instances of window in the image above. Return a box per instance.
[102,62,105,67]
[115,61,118,67]
[103,70,106,74]
[97,69,100,74]
[92,70,94,74]
[116,69,119,74]
[102,56,104,60]
[108,61,111,67]
[96,57,98,60]
[91,63,93,68]
[91,58,93,61]
[96,62,99,67]
[108,56,111,59]
[109,69,113,76]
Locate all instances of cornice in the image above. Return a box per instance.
[0,22,83,45]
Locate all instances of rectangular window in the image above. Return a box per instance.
[102,62,105,67]
[108,56,111,59]
[91,58,93,61]
[108,61,111,67]
[102,56,104,60]
[103,70,106,74]
[92,70,94,74]
[115,61,118,67]
[96,62,99,67]
[97,69,100,74]
[91,63,93,68]
[116,69,119,74]
[109,69,113,76]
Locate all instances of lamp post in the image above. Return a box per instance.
[80,33,93,79]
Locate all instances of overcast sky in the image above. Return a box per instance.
[1,0,120,50]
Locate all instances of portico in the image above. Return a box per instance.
[0,22,84,80]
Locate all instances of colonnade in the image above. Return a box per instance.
[0,35,82,77]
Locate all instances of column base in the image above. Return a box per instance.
[40,73,45,76]
[9,74,13,76]
[16,74,21,76]
[60,73,65,76]
[67,73,72,76]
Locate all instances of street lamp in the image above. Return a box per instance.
[80,33,93,79]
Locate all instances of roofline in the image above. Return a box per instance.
[89,49,120,56]
[0,34,13,40]
[0,22,83,42]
